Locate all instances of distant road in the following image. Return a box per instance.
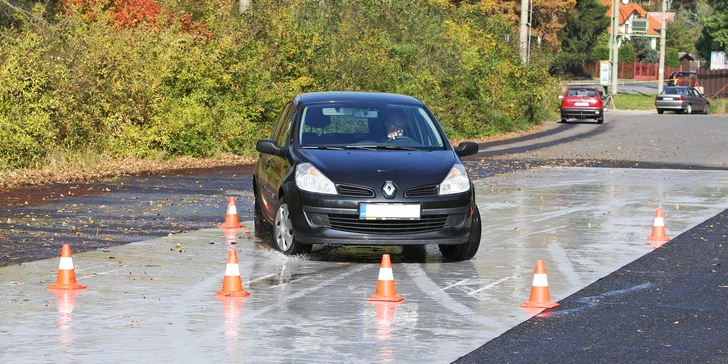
[476,110,728,169]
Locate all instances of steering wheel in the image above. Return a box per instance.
[387,135,416,144]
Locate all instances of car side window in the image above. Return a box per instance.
[271,102,294,142]
[275,104,295,147]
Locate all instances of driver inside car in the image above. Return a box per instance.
[385,111,406,140]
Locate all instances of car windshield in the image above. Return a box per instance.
[298,102,446,150]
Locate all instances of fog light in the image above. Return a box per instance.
[304,212,327,228]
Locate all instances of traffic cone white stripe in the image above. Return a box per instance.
[377,267,394,281]
[225,263,240,276]
[228,205,237,215]
[532,273,548,287]
[653,217,664,227]
[58,257,74,270]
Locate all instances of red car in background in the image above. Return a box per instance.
[559,86,604,124]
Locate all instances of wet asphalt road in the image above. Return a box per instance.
[456,209,728,363]
[1,110,727,362]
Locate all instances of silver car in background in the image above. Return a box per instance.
[655,86,710,114]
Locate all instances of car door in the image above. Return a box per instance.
[258,102,294,219]
[691,88,707,111]
[268,103,295,207]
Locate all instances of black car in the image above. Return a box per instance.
[253,92,481,260]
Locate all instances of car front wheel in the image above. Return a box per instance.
[273,198,312,255]
[703,104,710,114]
[439,206,481,261]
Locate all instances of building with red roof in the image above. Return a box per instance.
[602,0,674,49]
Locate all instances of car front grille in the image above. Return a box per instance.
[405,184,438,197]
[337,184,376,198]
[324,214,448,235]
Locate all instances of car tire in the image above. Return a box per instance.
[597,116,604,124]
[439,205,481,261]
[703,104,710,114]
[254,189,272,241]
[657,109,664,114]
[273,197,312,255]
[559,118,567,123]
[684,104,692,114]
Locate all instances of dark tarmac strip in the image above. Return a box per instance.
[455,209,728,364]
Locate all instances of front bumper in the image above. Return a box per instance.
[561,108,602,119]
[289,190,476,246]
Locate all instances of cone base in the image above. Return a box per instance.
[218,222,243,229]
[367,294,404,302]
[521,300,559,309]
[215,290,250,297]
[646,236,670,242]
[651,240,669,249]
[47,283,87,290]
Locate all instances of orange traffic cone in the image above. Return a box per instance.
[647,207,670,248]
[218,197,243,229]
[46,244,87,290]
[521,260,559,309]
[215,250,250,297]
[367,254,404,302]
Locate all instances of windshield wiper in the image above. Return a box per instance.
[344,144,420,151]
[301,145,344,150]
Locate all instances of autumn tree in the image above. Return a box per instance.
[457,0,575,49]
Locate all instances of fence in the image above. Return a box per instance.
[697,69,728,99]
[581,61,728,99]
[582,61,681,80]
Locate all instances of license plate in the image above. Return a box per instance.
[662,97,673,101]
[359,203,420,220]
[574,102,589,106]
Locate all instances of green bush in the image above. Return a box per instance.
[665,48,681,67]
[591,46,610,61]
[0,0,559,170]
[619,43,635,63]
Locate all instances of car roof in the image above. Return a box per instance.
[295,91,423,105]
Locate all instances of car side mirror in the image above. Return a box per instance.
[455,141,478,157]
[256,139,285,156]
[558,95,564,100]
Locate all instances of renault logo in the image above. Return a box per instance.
[382,181,397,199]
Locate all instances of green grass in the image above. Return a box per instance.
[709,98,728,114]
[612,93,656,110]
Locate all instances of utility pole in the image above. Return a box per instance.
[611,0,620,96]
[520,0,529,65]
[657,0,670,93]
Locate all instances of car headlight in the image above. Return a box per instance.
[439,164,470,195]
[295,163,337,195]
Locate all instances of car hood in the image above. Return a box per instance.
[298,149,459,187]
